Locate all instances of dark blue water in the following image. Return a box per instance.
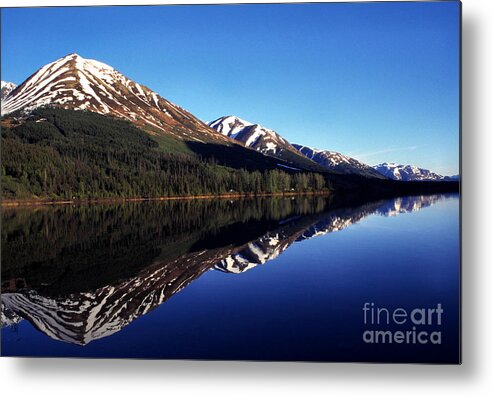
[1,194,460,363]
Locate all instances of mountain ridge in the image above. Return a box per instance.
[1,54,335,175]
[1,54,458,199]
[372,162,456,181]
[208,115,338,172]
[209,115,294,156]
[293,143,387,179]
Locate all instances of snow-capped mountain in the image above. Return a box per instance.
[209,115,295,156]
[293,144,387,179]
[0,53,229,143]
[209,115,253,138]
[373,163,447,181]
[1,80,17,101]
[208,115,331,171]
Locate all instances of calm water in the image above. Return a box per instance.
[1,194,460,363]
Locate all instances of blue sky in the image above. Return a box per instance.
[1,2,460,174]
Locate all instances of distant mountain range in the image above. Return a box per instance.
[292,144,386,179]
[1,53,459,198]
[373,163,459,181]
[208,116,458,181]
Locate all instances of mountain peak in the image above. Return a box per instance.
[209,115,293,155]
[61,52,80,59]
[51,52,115,73]
[0,54,126,116]
[0,54,230,143]
[208,115,253,137]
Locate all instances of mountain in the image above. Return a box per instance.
[208,115,324,171]
[293,144,387,179]
[1,54,337,198]
[0,53,230,144]
[373,163,449,181]
[208,115,295,156]
[1,54,458,201]
[1,81,17,101]
[2,107,335,199]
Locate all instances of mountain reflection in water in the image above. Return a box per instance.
[1,194,450,346]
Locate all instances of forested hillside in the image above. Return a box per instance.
[1,108,330,200]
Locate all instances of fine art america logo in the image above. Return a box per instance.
[362,302,443,345]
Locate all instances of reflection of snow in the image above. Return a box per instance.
[1,249,217,345]
[1,305,23,327]
[215,194,449,274]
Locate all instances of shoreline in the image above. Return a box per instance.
[1,190,333,208]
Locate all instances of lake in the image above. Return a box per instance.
[1,193,460,363]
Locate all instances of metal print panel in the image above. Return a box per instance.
[0,1,461,363]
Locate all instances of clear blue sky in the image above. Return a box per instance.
[1,2,460,175]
